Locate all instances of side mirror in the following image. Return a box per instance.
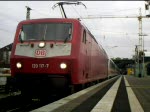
[19,31,24,43]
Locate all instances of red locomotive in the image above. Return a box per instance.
[10,18,110,97]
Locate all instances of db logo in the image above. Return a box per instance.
[35,49,46,57]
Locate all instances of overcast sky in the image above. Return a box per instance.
[0,1,150,59]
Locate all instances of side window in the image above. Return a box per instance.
[82,30,86,44]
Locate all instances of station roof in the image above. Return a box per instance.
[145,52,150,57]
[0,43,13,51]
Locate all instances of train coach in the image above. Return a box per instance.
[10,18,110,97]
[108,59,120,78]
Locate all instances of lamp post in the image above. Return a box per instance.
[104,46,118,59]
[111,46,118,48]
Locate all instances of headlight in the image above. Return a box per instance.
[16,62,22,69]
[60,63,67,69]
[38,42,45,48]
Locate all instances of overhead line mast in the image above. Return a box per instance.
[138,8,143,52]
[26,6,32,20]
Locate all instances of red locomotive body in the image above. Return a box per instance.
[10,18,108,96]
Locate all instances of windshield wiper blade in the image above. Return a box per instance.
[64,34,71,43]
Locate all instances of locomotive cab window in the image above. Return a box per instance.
[20,23,72,41]
[82,30,86,44]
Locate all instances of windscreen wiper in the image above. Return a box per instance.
[64,27,72,43]
[64,34,71,43]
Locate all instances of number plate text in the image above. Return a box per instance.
[32,64,49,68]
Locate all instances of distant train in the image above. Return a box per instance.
[10,18,118,97]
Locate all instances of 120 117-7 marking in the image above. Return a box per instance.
[32,64,49,68]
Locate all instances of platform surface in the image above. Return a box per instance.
[125,75,150,112]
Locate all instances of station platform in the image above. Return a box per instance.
[125,75,150,112]
[12,75,150,112]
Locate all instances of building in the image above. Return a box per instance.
[0,43,13,68]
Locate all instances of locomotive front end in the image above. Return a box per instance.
[10,19,74,96]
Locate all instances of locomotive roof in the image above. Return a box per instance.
[19,18,81,23]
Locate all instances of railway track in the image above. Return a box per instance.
[0,94,61,112]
